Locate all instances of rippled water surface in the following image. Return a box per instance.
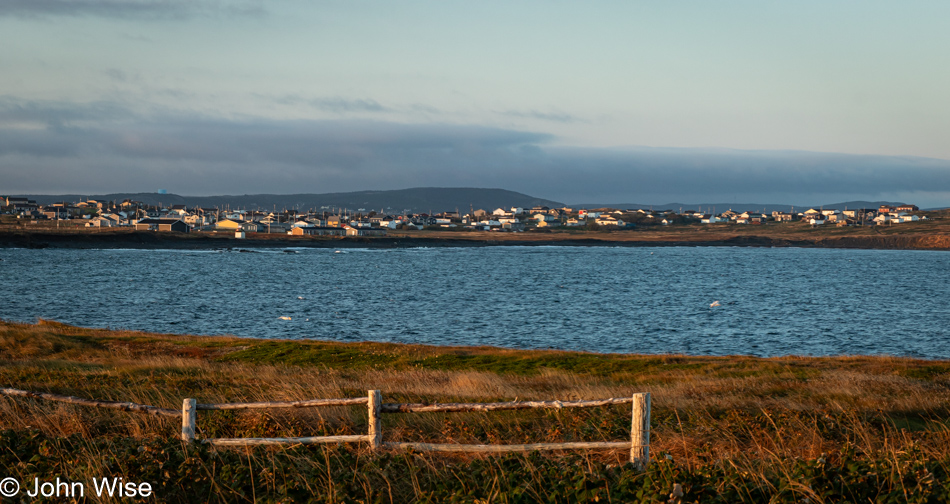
[2,247,948,357]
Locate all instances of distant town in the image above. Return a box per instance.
[0,195,927,237]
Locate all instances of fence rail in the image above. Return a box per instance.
[0,387,180,418]
[379,397,635,413]
[1,387,651,467]
[383,441,633,453]
[196,397,369,410]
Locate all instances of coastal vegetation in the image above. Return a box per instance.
[3,319,950,502]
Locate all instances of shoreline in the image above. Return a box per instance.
[5,318,950,370]
[2,228,950,250]
[3,317,945,361]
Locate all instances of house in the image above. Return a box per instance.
[119,200,143,209]
[240,221,264,232]
[134,218,190,232]
[578,210,602,219]
[215,218,243,230]
[289,226,346,236]
[42,208,70,220]
[84,217,114,228]
[896,205,919,212]
[595,216,625,226]
[380,218,404,229]
[182,214,205,227]
[343,225,386,237]
[101,213,124,225]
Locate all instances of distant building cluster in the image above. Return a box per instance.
[698,205,923,227]
[0,196,927,235]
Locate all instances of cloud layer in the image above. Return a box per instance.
[0,0,264,19]
[2,98,949,207]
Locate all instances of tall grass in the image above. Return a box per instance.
[3,319,950,502]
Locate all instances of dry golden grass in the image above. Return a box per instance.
[3,318,950,466]
[5,319,950,502]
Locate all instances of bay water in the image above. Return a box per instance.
[2,246,947,358]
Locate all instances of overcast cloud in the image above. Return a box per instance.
[2,99,948,207]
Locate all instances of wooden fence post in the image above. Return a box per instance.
[182,398,196,442]
[630,392,650,469]
[368,390,382,449]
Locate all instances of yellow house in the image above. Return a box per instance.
[215,218,242,230]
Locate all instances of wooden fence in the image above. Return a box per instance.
[1,387,651,468]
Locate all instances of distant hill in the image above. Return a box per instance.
[15,189,921,214]
[16,188,565,214]
[569,201,910,214]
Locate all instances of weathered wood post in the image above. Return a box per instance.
[368,390,382,449]
[182,398,196,442]
[630,392,650,469]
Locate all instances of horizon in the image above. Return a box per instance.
[2,2,949,208]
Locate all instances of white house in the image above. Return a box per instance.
[595,216,625,226]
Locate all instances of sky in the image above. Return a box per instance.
[1,0,949,207]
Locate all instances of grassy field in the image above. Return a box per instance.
[3,319,950,502]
